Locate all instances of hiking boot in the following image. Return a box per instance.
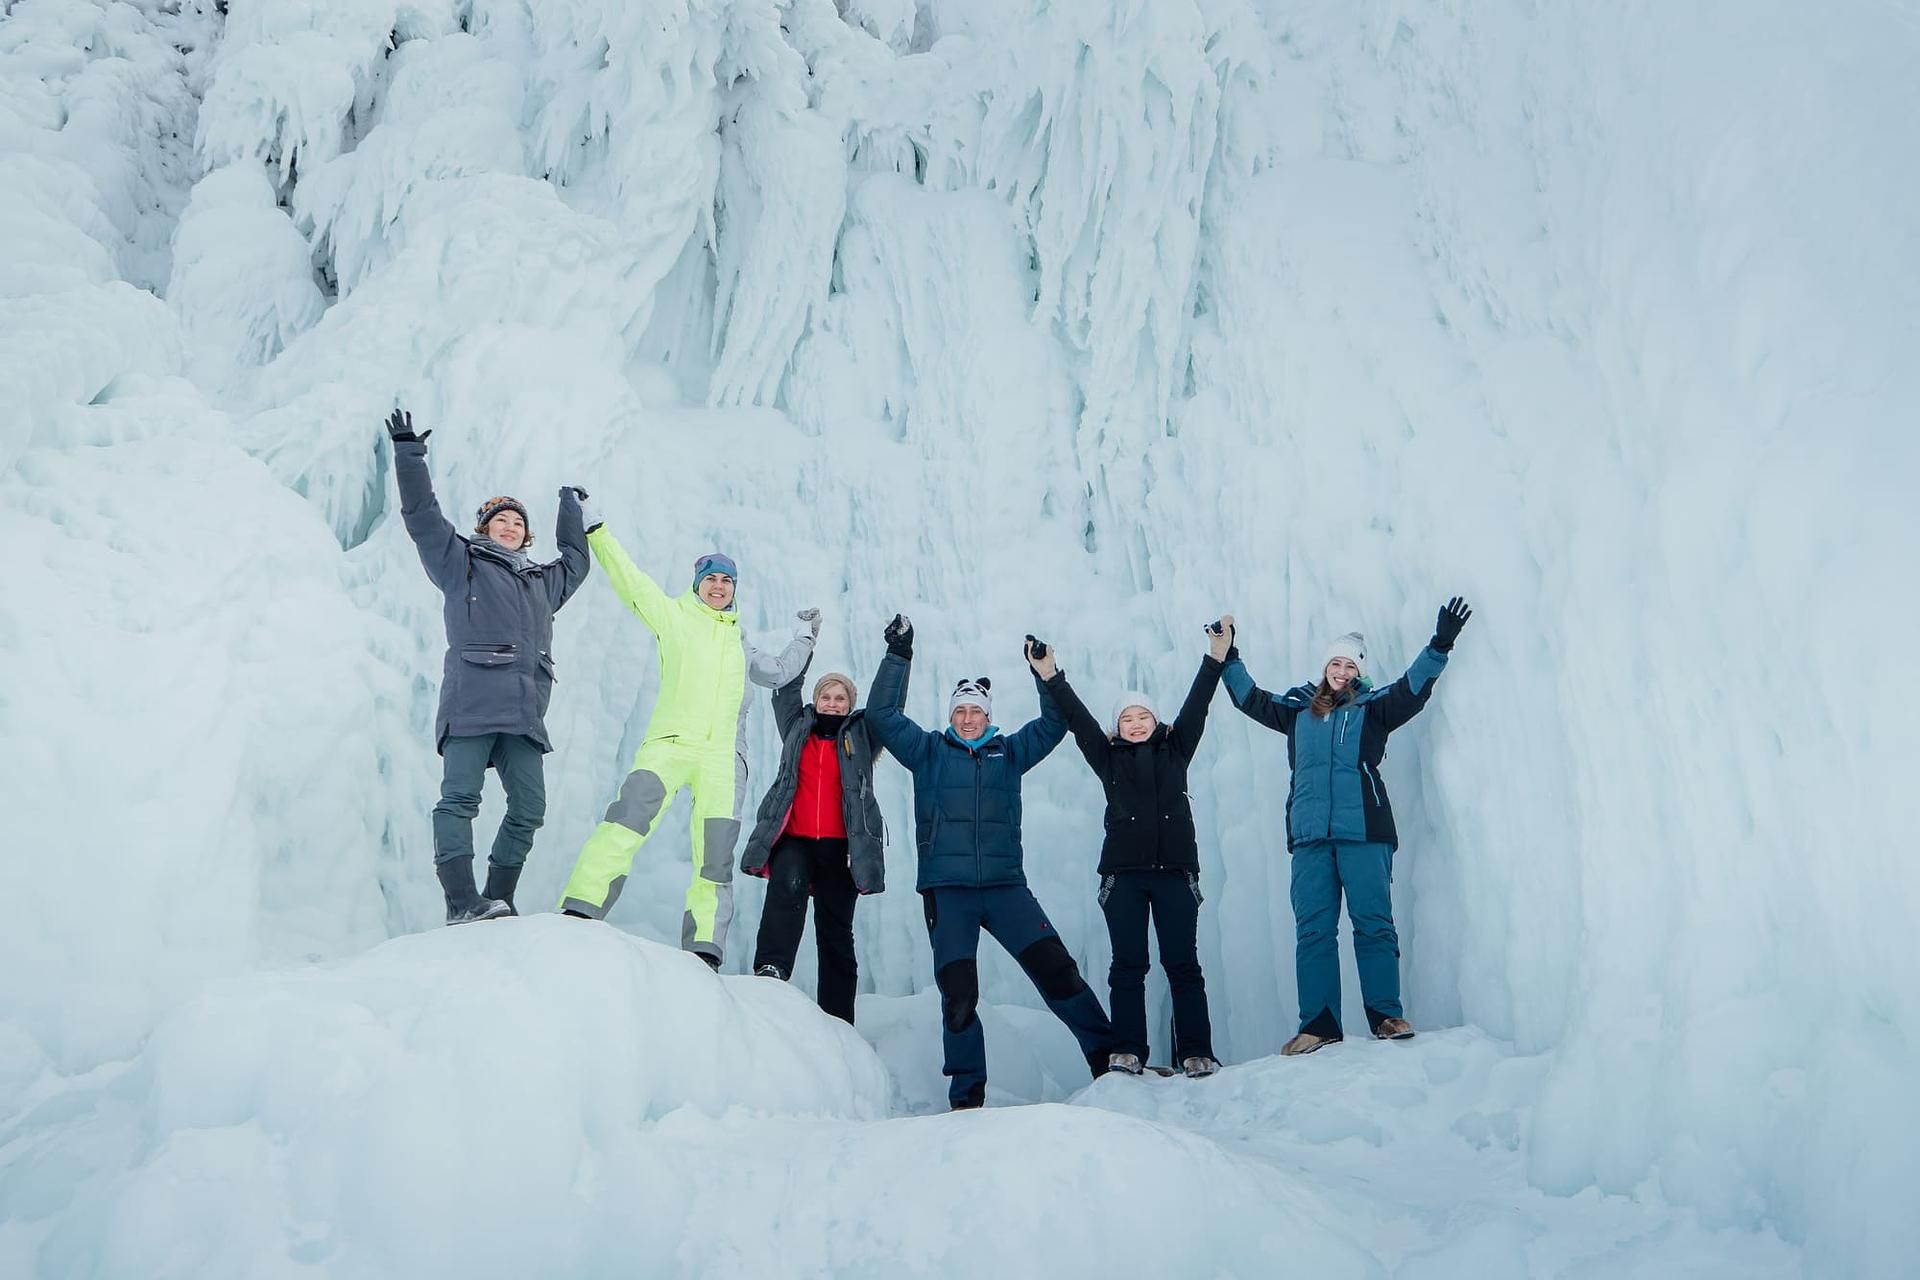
[1281,1031,1340,1057]
[482,862,523,915]
[697,953,721,971]
[1107,1052,1144,1075]
[755,964,788,980]
[951,1086,986,1111]
[446,896,512,925]
[1181,1056,1221,1079]
[437,855,510,925]
[1373,1017,1415,1041]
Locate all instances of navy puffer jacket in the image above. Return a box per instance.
[865,653,1069,891]
[1221,646,1448,850]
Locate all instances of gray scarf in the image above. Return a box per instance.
[473,537,535,574]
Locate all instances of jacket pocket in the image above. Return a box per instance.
[537,653,557,682]
[1187,871,1204,907]
[1362,761,1384,807]
[1097,873,1115,907]
[459,643,517,668]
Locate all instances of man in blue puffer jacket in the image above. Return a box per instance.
[867,615,1117,1109]
[1221,598,1472,1056]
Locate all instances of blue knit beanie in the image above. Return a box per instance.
[692,552,738,593]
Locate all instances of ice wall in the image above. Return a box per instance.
[2,0,1914,1270]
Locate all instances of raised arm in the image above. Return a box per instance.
[864,616,932,770]
[1221,655,1299,735]
[748,608,819,688]
[546,485,592,613]
[1045,667,1112,773]
[387,411,465,592]
[1006,636,1069,774]
[771,657,810,737]
[585,524,673,634]
[1368,598,1468,731]
[1168,651,1226,764]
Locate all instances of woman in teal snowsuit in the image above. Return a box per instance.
[1219,599,1471,1055]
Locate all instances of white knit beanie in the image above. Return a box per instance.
[1109,691,1160,736]
[949,678,992,719]
[1322,632,1367,679]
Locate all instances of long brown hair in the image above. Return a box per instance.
[1309,678,1357,719]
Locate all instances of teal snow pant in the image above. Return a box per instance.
[432,733,547,869]
[1291,840,1401,1039]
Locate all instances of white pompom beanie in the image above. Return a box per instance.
[1109,691,1160,736]
[1322,632,1368,680]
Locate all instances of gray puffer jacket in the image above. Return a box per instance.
[739,661,905,894]
[394,440,590,753]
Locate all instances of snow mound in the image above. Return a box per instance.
[5,918,1384,1279]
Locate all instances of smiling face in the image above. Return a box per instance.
[949,704,989,741]
[1324,656,1359,691]
[815,682,852,715]
[1116,705,1157,743]
[484,510,527,550]
[698,572,735,610]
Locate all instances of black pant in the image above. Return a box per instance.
[1099,869,1214,1063]
[752,837,859,1024]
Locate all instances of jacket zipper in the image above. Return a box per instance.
[1325,709,1348,840]
[973,748,984,883]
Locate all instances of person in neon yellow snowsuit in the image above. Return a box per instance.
[558,522,816,966]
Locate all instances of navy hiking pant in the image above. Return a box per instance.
[1291,840,1401,1039]
[922,885,1116,1107]
[433,733,547,869]
[1099,869,1214,1064]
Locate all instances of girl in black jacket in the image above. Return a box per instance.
[1049,628,1228,1078]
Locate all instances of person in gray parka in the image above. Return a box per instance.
[740,649,905,1024]
[387,408,591,925]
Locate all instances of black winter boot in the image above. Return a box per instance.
[482,863,523,915]
[437,856,509,926]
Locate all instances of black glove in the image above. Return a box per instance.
[1431,596,1472,652]
[1024,633,1049,661]
[385,409,430,446]
[562,486,589,501]
[884,613,913,659]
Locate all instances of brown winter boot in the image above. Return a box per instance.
[1373,1017,1415,1040]
[1281,1031,1339,1057]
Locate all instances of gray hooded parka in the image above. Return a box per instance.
[393,440,590,753]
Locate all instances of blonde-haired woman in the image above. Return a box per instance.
[741,658,899,1024]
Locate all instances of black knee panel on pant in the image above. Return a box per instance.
[1016,935,1087,1002]
[935,959,979,1033]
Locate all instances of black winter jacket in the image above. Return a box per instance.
[1051,656,1223,875]
[739,659,904,894]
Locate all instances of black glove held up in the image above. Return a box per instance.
[1431,596,1472,652]
[385,409,430,446]
[884,613,914,659]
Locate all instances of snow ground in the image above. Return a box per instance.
[2,0,1915,1275]
[1,921,1803,1279]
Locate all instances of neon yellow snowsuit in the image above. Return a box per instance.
[558,527,812,962]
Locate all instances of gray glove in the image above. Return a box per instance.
[794,607,822,640]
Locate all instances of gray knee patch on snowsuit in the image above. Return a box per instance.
[1016,935,1088,1002]
[700,818,740,883]
[604,770,668,835]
